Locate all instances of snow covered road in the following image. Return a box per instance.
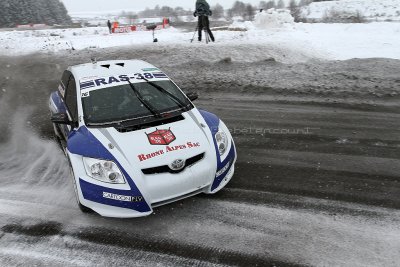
[0,35,400,266]
[0,188,399,266]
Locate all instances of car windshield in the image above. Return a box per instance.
[82,80,192,125]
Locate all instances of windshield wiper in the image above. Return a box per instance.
[141,78,191,111]
[127,80,162,118]
[86,114,155,127]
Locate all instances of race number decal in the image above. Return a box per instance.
[81,91,90,98]
[133,73,154,80]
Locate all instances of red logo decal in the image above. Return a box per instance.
[146,128,176,145]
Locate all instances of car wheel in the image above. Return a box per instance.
[53,124,65,151]
[67,157,92,213]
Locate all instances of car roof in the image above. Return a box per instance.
[69,60,159,81]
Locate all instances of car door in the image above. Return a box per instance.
[62,74,79,141]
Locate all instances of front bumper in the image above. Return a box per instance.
[68,141,237,218]
[77,177,212,218]
[81,197,153,218]
[207,163,236,194]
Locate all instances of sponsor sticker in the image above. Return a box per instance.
[142,68,159,72]
[138,141,201,162]
[103,192,144,202]
[80,80,96,90]
[79,72,168,90]
[81,91,90,98]
[146,128,176,145]
[216,161,231,177]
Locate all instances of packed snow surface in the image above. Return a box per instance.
[0,21,399,61]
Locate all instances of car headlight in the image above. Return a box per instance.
[83,157,126,184]
[215,128,228,156]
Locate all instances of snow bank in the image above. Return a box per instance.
[227,9,294,31]
[254,9,294,29]
[291,22,400,60]
[0,27,182,55]
[302,0,400,22]
[0,22,399,62]
[229,20,256,31]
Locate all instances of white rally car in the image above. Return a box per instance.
[49,60,236,218]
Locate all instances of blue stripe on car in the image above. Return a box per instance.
[80,85,95,89]
[79,179,149,212]
[80,81,94,85]
[50,91,66,113]
[153,74,167,78]
[51,91,70,137]
[211,142,235,190]
[199,110,236,191]
[68,126,151,213]
[80,81,95,89]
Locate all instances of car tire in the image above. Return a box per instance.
[67,157,92,213]
[53,123,65,151]
[72,175,92,213]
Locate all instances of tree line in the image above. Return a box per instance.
[0,0,319,28]
[132,0,318,21]
[0,0,71,28]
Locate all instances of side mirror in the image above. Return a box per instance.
[51,113,71,125]
[187,92,199,102]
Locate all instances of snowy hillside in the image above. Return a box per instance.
[302,0,400,22]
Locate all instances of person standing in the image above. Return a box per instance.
[107,20,112,34]
[194,0,215,42]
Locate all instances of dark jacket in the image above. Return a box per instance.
[194,0,212,16]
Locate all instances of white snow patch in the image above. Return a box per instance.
[254,8,295,29]
[302,0,400,21]
[291,22,400,60]
[229,20,256,31]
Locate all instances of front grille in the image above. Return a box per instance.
[142,153,205,175]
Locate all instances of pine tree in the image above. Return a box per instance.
[0,0,71,28]
[0,1,8,26]
[18,0,32,25]
[58,1,72,24]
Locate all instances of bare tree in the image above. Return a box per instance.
[260,0,276,10]
[213,4,225,19]
[231,1,247,17]
[245,4,255,20]
[277,0,285,9]
[160,6,174,17]
[126,12,138,25]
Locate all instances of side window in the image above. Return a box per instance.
[61,71,71,88]
[59,70,71,97]
[65,75,78,122]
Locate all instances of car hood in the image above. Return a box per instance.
[89,112,214,170]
